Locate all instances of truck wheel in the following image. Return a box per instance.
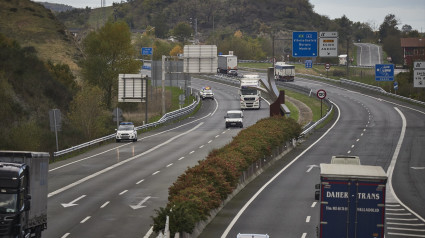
[240,124,243,128]
[116,139,120,142]
[34,226,42,238]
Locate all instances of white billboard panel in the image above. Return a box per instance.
[183,45,217,73]
[118,74,147,102]
[414,61,425,88]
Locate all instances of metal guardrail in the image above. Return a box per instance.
[296,73,425,106]
[203,74,334,137]
[53,97,200,157]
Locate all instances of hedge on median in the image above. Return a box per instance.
[151,116,302,236]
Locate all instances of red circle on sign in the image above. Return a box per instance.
[325,63,330,70]
[317,89,326,99]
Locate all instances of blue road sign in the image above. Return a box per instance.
[375,64,394,81]
[141,47,153,55]
[305,60,313,68]
[394,81,398,90]
[142,65,151,70]
[292,31,318,57]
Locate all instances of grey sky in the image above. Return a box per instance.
[309,0,425,32]
[35,0,425,32]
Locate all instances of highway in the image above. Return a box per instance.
[45,50,425,237]
[45,77,270,238]
[354,43,382,66]
[200,71,425,237]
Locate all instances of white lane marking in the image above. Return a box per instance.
[387,108,425,223]
[48,123,204,198]
[130,196,151,210]
[50,112,212,172]
[220,101,341,238]
[100,201,110,208]
[143,226,154,238]
[301,233,307,238]
[61,233,70,238]
[387,213,412,216]
[152,171,160,176]
[199,145,204,148]
[208,140,213,143]
[311,202,317,208]
[136,179,144,184]
[387,222,425,226]
[215,135,220,138]
[306,216,311,223]
[61,195,86,208]
[387,218,419,221]
[356,139,360,142]
[387,232,425,237]
[80,216,91,223]
[189,151,195,154]
[306,165,318,173]
[178,157,184,161]
[166,163,173,168]
[119,190,128,195]
[49,143,130,172]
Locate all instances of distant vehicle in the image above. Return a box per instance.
[239,75,261,109]
[217,55,238,76]
[315,159,387,238]
[0,150,49,238]
[237,234,269,238]
[274,62,295,81]
[224,110,243,128]
[199,86,214,100]
[115,122,137,142]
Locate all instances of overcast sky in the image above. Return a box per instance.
[35,0,425,32]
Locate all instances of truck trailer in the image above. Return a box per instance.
[217,55,238,76]
[239,75,261,109]
[0,151,49,238]
[274,62,295,82]
[316,163,387,238]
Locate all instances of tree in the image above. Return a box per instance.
[379,14,400,42]
[80,21,142,108]
[172,22,193,42]
[67,85,110,141]
[170,45,183,56]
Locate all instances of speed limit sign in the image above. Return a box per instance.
[317,89,327,99]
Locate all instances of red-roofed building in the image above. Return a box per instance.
[401,38,425,67]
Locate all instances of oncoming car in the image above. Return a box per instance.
[199,86,214,100]
[224,110,243,128]
[115,122,138,142]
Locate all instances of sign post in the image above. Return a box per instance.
[292,31,318,57]
[375,64,394,82]
[414,61,425,88]
[316,89,327,118]
[325,63,331,78]
[319,32,338,57]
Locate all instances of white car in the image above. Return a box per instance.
[199,86,214,100]
[115,122,137,142]
[224,110,243,128]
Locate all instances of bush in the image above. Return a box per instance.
[152,116,301,235]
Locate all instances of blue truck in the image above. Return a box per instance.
[316,163,387,238]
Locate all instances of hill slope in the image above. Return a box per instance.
[0,0,82,74]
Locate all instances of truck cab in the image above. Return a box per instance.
[0,151,49,238]
[239,75,261,109]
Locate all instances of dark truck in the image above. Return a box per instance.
[0,151,49,238]
[315,163,387,238]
